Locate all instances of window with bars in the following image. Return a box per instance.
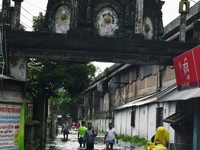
[156,107,163,128]
[131,110,136,127]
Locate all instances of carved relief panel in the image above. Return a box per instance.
[44,0,76,33]
[95,7,119,37]
[91,0,134,37]
[55,5,71,33]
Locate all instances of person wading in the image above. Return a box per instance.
[62,121,69,141]
[78,121,87,148]
[104,122,118,150]
[83,122,97,150]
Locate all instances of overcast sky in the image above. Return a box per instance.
[0,0,198,72]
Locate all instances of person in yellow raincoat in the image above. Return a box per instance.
[146,126,170,150]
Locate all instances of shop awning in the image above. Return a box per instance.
[157,85,200,102]
[163,112,191,124]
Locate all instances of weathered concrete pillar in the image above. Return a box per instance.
[12,0,23,29]
[33,96,47,149]
[93,90,100,115]
[71,0,78,29]
[9,49,27,81]
[135,0,143,34]
[179,0,190,42]
[179,14,187,42]
[86,0,92,23]
[193,20,200,43]
[51,96,58,138]
[2,0,11,25]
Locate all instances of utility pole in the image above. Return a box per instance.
[179,0,190,42]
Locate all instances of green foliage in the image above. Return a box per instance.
[129,135,140,143]
[48,91,71,106]
[26,59,43,100]
[27,59,43,83]
[25,113,33,120]
[27,59,96,120]
[118,134,148,147]
[32,12,45,32]
[123,135,132,142]
[57,91,71,104]
[137,138,148,146]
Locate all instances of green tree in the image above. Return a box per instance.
[26,59,43,100]
[32,12,46,32]
[29,60,96,120]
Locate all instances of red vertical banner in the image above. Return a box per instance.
[173,48,199,91]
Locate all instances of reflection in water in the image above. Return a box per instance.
[45,128,145,150]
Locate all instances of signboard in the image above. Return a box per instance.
[173,45,200,91]
[0,104,21,150]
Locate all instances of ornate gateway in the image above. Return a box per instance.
[44,0,164,40]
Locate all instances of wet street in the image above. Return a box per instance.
[45,128,145,150]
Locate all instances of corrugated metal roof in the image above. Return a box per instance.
[156,84,177,100]
[157,86,200,102]
[115,93,157,110]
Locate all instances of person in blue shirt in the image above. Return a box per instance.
[83,122,97,150]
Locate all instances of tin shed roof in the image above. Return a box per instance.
[115,93,157,110]
[157,86,200,102]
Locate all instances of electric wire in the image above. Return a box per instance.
[21,13,33,23]
[24,0,45,11]
[21,6,34,17]
[20,1,46,31]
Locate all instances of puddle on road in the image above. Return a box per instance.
[45,129,145,150]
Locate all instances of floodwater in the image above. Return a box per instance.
[45,128,145,150]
